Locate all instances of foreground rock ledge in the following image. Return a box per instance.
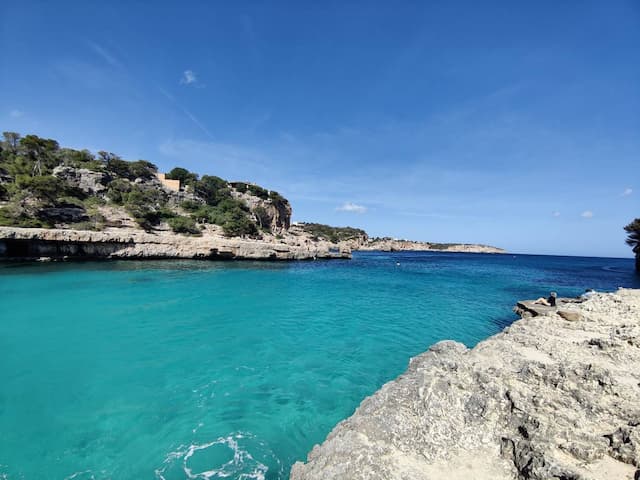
[291,289,640,480]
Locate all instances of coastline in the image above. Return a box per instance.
[0,225,507,261]
[290,289,640,479]
[0,226,350,261]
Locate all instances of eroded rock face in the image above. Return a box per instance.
[230,188,292,234]
[53,166,111,195]
[290,289,640,480]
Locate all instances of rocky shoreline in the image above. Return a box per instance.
[0,226,350,261]
[290,289,640,480]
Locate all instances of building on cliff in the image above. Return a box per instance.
[155,173,181,192]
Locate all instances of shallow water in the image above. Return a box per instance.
[1,252,638,479]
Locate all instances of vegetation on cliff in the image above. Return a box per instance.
[299,223,367,243]
[0,132,290,237]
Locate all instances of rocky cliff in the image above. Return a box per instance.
[290,289,640,480]
[0,225,350,260]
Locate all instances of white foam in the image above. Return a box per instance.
[155,432,277,480]
[63,471,96,480]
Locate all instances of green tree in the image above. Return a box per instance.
[128,160,157,180]
[19,135,60,175]
[2,132,21,152]
[624,218,640,273]
[16,175,65,203]
[195,175,230,205]
[166,167,198,186]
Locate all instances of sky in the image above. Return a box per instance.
[1,1,639,257]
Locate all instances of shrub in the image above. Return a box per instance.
[57,148,104,171]
[16,175,66,204]
[0,203,50,228]
[105,157,131,178]
[168,215,200,235]
[128,160,157,180]
[247,184,269,199]
[195,175,230,205]
[180,200,202,212]
[300,223,366,243]
[106,178,132,204]
[55,196,85,208]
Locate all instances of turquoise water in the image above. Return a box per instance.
[1,252,638,479]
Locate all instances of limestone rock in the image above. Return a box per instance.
[53,166,111,194]
[230,187,292,234]
[0,225,350,261]
[290,289,640,480]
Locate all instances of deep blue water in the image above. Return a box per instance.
[1,251,638,479]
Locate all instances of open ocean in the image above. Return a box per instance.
[1,251,638,479]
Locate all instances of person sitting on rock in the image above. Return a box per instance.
[534,292,557,306]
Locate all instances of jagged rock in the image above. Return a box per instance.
[290,289,640,480]
[53,166,111,194]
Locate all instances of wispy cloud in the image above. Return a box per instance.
[9,109,23,118]
[158,138,269,179]
[581,210,594,218]
[87,41,122,69]
[622,187,633,197]
[158,88,213,139]
[552,211,561,217]
[180,70,198,85]
[336,202,367,214]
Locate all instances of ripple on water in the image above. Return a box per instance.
[155,432,282,480]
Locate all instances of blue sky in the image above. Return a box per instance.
[1,1,638,257]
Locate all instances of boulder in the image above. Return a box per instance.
[557,310,583,322]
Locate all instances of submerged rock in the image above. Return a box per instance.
[290,289,640,480]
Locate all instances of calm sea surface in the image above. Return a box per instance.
[1,252,638,479]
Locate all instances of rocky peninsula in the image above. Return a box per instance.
[291,289,640,480]
[355,237,506,254]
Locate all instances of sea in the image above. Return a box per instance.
[1,251,638,479]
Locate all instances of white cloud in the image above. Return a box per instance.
[622,187,633,197]
[552,211,561,217]
[180,70,197,85]
[581,210,593,218]
[9,109,23,118]
[336,202,367,214]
